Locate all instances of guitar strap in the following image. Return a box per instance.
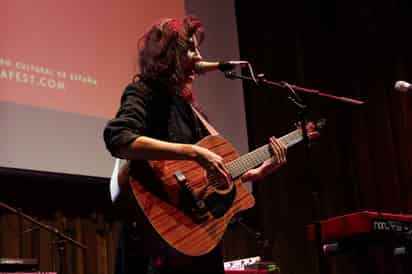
[190,104,219,136]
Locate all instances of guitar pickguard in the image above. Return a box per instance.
[203,186,237,218]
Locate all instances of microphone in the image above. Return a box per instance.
[394,80,412,92]
[194,61,248,74]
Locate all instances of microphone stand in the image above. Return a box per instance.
[225,70,365,274]
[0,201,87,274]
[224,71,365,106]
[231,216,271,261]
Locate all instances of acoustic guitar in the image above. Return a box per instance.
[115,120,324,256]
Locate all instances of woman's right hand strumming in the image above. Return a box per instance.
[192,145,231,185]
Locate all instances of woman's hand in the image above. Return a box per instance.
[192,145,231,185]
[241,136,287,182]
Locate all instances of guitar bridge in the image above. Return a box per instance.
[174,171,209,223]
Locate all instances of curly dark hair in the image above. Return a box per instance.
[134,16,204,92]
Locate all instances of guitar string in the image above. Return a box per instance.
[206,129,302,188]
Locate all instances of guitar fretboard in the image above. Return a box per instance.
[225,128,303,179]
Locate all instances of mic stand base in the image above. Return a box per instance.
[232,217,272,261]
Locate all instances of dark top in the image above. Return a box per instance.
[104,80,207,153]
[103,80,225,274]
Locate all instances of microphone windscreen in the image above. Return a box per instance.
[394,80,411,92]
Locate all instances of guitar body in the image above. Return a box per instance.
[125,135,255,256]
[115,120,324,257]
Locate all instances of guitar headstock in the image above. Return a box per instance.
[315,118,327,130]
[296,118,326,141]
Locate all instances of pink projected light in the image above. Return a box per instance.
[0,0,184,118]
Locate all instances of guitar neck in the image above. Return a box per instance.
[225,128,304,179]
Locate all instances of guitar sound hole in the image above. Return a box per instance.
[206,172,230,190]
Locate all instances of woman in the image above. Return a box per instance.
[103,15,287,274]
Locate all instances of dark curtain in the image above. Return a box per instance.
[235,0,412,274]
